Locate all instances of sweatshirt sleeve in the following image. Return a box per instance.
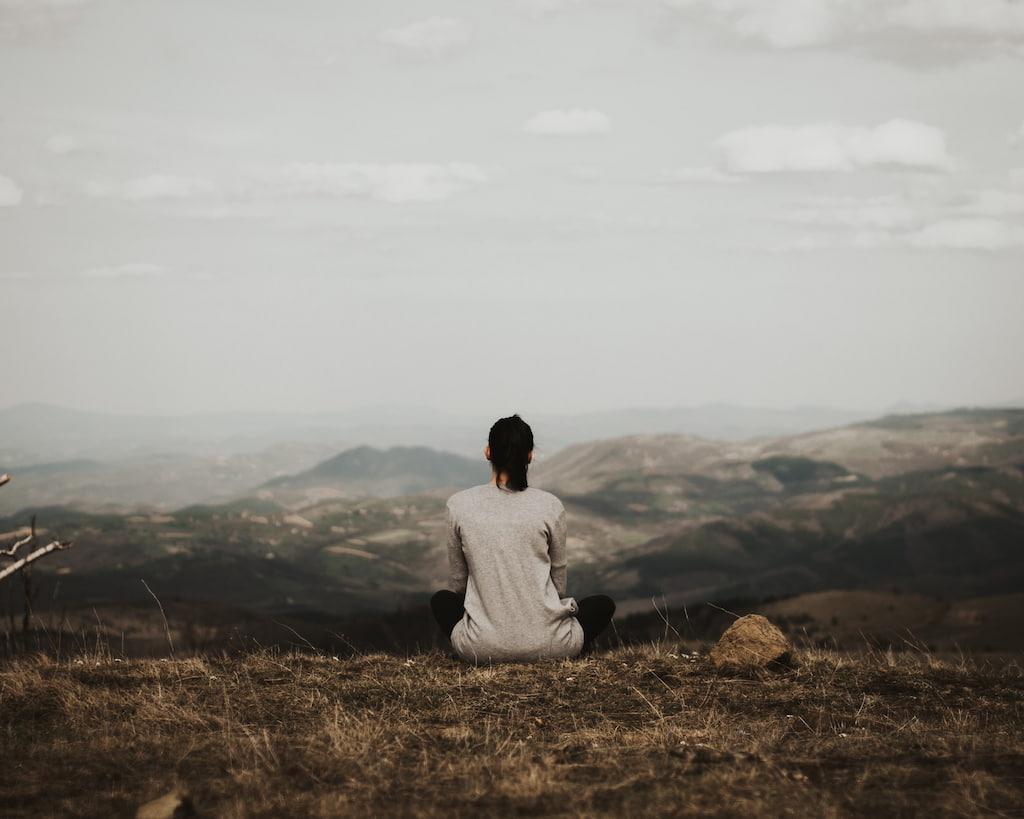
[548,504,568,597]
[446,502,468,593]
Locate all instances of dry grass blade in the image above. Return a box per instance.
[141,579,174,658]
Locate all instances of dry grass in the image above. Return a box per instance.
[1,643,1023,817]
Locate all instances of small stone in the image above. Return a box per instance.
[709,614,793,669]
[670,742,733,764]
[669,741,762,769]
[136,789,196,819]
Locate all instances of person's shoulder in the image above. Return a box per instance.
[446,484,492,510]
[524,487,564,513]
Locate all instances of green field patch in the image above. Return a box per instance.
[324,545,378,560]
[361,528,422,545]
[608,527,652,548]
[316,549,419,587]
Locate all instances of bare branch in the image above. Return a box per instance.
[3,513,41,557]
[2,516,37,557]
[0,540,73,583]
[0,532,35,557]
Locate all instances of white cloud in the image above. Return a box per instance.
[1011,122,1024,145]
[783,194,924,230]
[0,0,94,42]
[664,166,746,184]
[524,0,612,12]
[254,162,488,204]
[772,188,1024,252]
[88,174,217,201]
[522,109,611,136]
[379,17,473,56]
[715,120,952,174]
[951,189,1024,217]
[665,0,842,48]
[0,270,35,279]
[79,263,167,278]
[663,0,1024,50]
[909,218,1024,250]
[771,235,853,253]
[568,166,604,184]
[45,134,80,154]
[84,165,488,208]
[0,173,23,206]
[885,0,1024,41]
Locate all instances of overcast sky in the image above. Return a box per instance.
[2,0,1022,419]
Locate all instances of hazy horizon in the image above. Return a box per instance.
[3,1,1022,419]
[3,395,1016,421]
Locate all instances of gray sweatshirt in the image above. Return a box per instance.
[446,484,584,663]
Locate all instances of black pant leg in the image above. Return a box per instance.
[576,594,615,652]
[430,590,465,638]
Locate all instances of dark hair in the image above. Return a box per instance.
[488,415,534,492]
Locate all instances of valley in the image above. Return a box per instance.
[2,407,1023,656]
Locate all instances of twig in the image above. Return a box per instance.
[328,630,363,656]
[651,594,682,643]
[93,607,107,657]
[630,685,664,720]
[681,603,694,636]
[141,579,174,658]
[1,514,37,557]
[899,628,931,655]
[272,619,320,654]
[0,540,73,582]
[0,532,34,557]
[697,679,716,709]
[608,616,622,648]
[706,602,742,619]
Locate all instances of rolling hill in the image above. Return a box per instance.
[2,407,1023,654]
[532,408,1024,608]
[259,445,484,503]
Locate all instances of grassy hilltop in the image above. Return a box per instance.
[2,408,1024,815]
[1,644,1022,818]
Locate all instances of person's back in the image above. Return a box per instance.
[445,484,583,663]
[430,414,615,663]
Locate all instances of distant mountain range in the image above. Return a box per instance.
[3,407,1022,652]
[0,400,945,466]
[6,399,1009,515]
[0,400,894,514]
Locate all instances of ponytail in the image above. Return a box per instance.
[488,415,534,492]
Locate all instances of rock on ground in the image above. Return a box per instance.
[710,614,793,669]
[136,789,196,819]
